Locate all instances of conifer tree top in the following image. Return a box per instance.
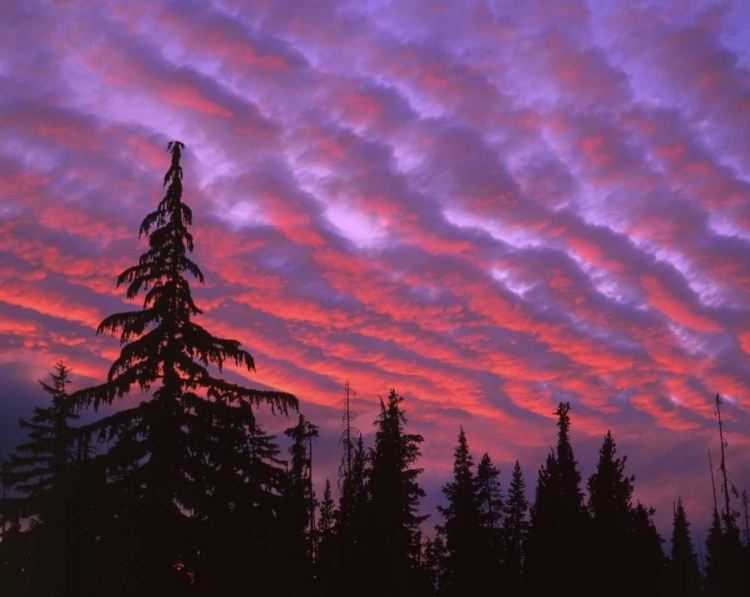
[71,141,297,415]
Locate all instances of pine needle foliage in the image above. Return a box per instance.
[73,141,295,416]
[1,362,91,596]
[3,362,79,519]
[502,460,529,596]
[365,389,427,596]
[67,141,297,592]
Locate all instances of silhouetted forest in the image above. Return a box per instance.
[1,143,748,596]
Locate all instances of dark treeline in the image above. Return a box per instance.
[1,142,748,596]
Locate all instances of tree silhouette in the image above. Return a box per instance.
[437,427,482,596]
[704,395,746,597]
[629,502,666,596]
[667,498,701,597]
[475,452,503,592]
[364,389,427,597]
[525,403,588,594]
[1,362,87,596]
[68,141,297,593]
[502,460,528,596]
[319,479,336,541]
[587,430,635,597]
[336,433,368,596]
[283,414,319,595]
[314,479,340,597]
[705,506,724,596]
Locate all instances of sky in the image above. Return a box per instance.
[2,0,750,542]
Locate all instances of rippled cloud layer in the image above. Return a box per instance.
[2,0,749,534]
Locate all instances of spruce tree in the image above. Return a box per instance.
[628,502,666,596]
[586,431,635,597]
[668,499,701,597]
[476,452,503,534]
[475,452,503,591]
[524,450,557,592]
[282,414,319,596]
[364,389,427,597]
[502,460,528,596]
[319,479,336,539]
[554,403,585,516]
[69,141,297,593]
[705,507,723,597]
[314,479,340,597]
[524,403,587,594]
[338,433,368,530]
[1,362,85,596]
[3,363,77,514]
[337,434,368,595]
[437,427,481,596]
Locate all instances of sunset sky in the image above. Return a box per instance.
[2,0,750,540]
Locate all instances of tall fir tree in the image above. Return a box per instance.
[524,450,556,592]
[437,427,482,596]
[524,402,588,594]
[1,362,87,596]
[667,498,701,597]
[586,430,635,597]
[475,452,503,591]
[282,414,320,596]
[554,402,585,517]
[628,502,666,596]
[314,479,340,597]
[476,452,503,534]
[318,479,337,543]
[68,141,297,594]
[502,460,528,597]
[336,434,368,596]
[705,506,724,597]
[364,389,427,597]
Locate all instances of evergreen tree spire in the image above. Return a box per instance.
[586,430,636,597]
[365,389,426,597]
[475,452,503,592]
[1,361,83,596]
[628,502,666,593]
[524,403,587,594]
[318,479,336,538]
[476,452,503,533]
[502,459,528,597]
[3,362,78,513]
[668,498,701,597]
[314,479,340,597]
[337,433,368,594]
[340,381,357,485]
[73,141,294,414]
[437,427,481,596]
[554,402,583,509]
[68,141,297,592]
[705,506,723,596]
